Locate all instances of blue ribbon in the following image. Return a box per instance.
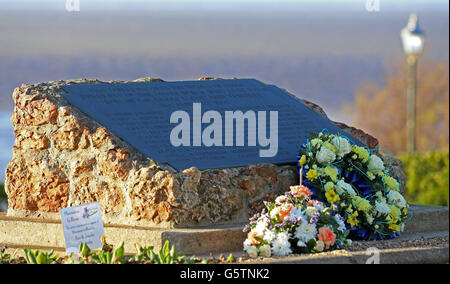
[344,171,372,197]
[355,228,369,239]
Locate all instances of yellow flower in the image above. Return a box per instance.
[347,211,359,227]
[298,155,307,167]
[383,174,399,190]
[388,205,400,221]
[388,219,401,232]
[323,141,337,154]
[323,166,339,182]
[352,145,370,163]
[352,196,372,213]
[389,224,401,232]
[367,172,375,180]
[325,189,340,204]
[402,207,408,215]
[306,169,319,180]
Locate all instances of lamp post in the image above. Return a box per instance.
[401,13,425,153]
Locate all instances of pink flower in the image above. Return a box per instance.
[290,185,313,198]
[317,227,336,249]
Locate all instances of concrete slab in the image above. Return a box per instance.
[0,213,246,255]
[404,204,449,233]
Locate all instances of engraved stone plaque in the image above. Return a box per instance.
[61,79,362,170]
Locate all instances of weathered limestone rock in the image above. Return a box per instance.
[51,117,86,151]
[14,129,49,151]
[98,149,132,181]
[5,78,404,228]
[6,158,69,213]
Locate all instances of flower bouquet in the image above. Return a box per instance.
[243,185,351,257]
[297,132,410,240]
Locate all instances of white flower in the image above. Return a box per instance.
[243,238,253,251]
[259,245,271,258]
[368,155,385,173]
[305,206,318,217]
[297,240,307,247]
[316,146,336,165]
[276,231,290,242]
[295,222,317,243]
[335,180,357,196]
[315,240,325,252]
[246,245,259,258]
[332,136,352,158]
[262,229,276,243]
[334,214,346,232]
[366,215,374,225]
[310,138,322,147]
[288,206,307,221]
[375,201,391,216]
[271,232,292,256]
[313,202,325,212]
[275,195,287,204]
[253,221,267,237]
[270,207,280,219]
[387,190,407,208]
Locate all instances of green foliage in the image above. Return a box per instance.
[135,240,194,264]
[65,254,86,264]
[134,243,155,262]
[399,151,449,206]
[226,253,235,262]
[79,242,92,259]
[3,240,207,264]
[70,241,128,264]
[90,241,127,264]
[1,245,11,264]
[23,248,59,264]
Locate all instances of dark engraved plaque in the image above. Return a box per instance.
[61,79,363,171]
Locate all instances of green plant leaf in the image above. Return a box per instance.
[226,253,235,262]
[113,242,125,263]
[36,253,47,264]
[163,240,170,257]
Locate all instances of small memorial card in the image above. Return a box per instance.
[60,202,105,255]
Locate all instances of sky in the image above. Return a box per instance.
[0,0,448,11]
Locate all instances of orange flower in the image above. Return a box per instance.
[279,203,293,221]
[290,185,313,198]
[247,231,262,246]
[308,199,323,207]
[317,227,336,249]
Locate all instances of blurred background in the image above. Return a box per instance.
[0,0,448,209]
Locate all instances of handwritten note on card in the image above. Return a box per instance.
[60,202,105,255]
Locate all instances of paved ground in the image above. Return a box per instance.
[200,230,449,264]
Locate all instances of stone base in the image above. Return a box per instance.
[0,212,246,255]
[1,205,447,256]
